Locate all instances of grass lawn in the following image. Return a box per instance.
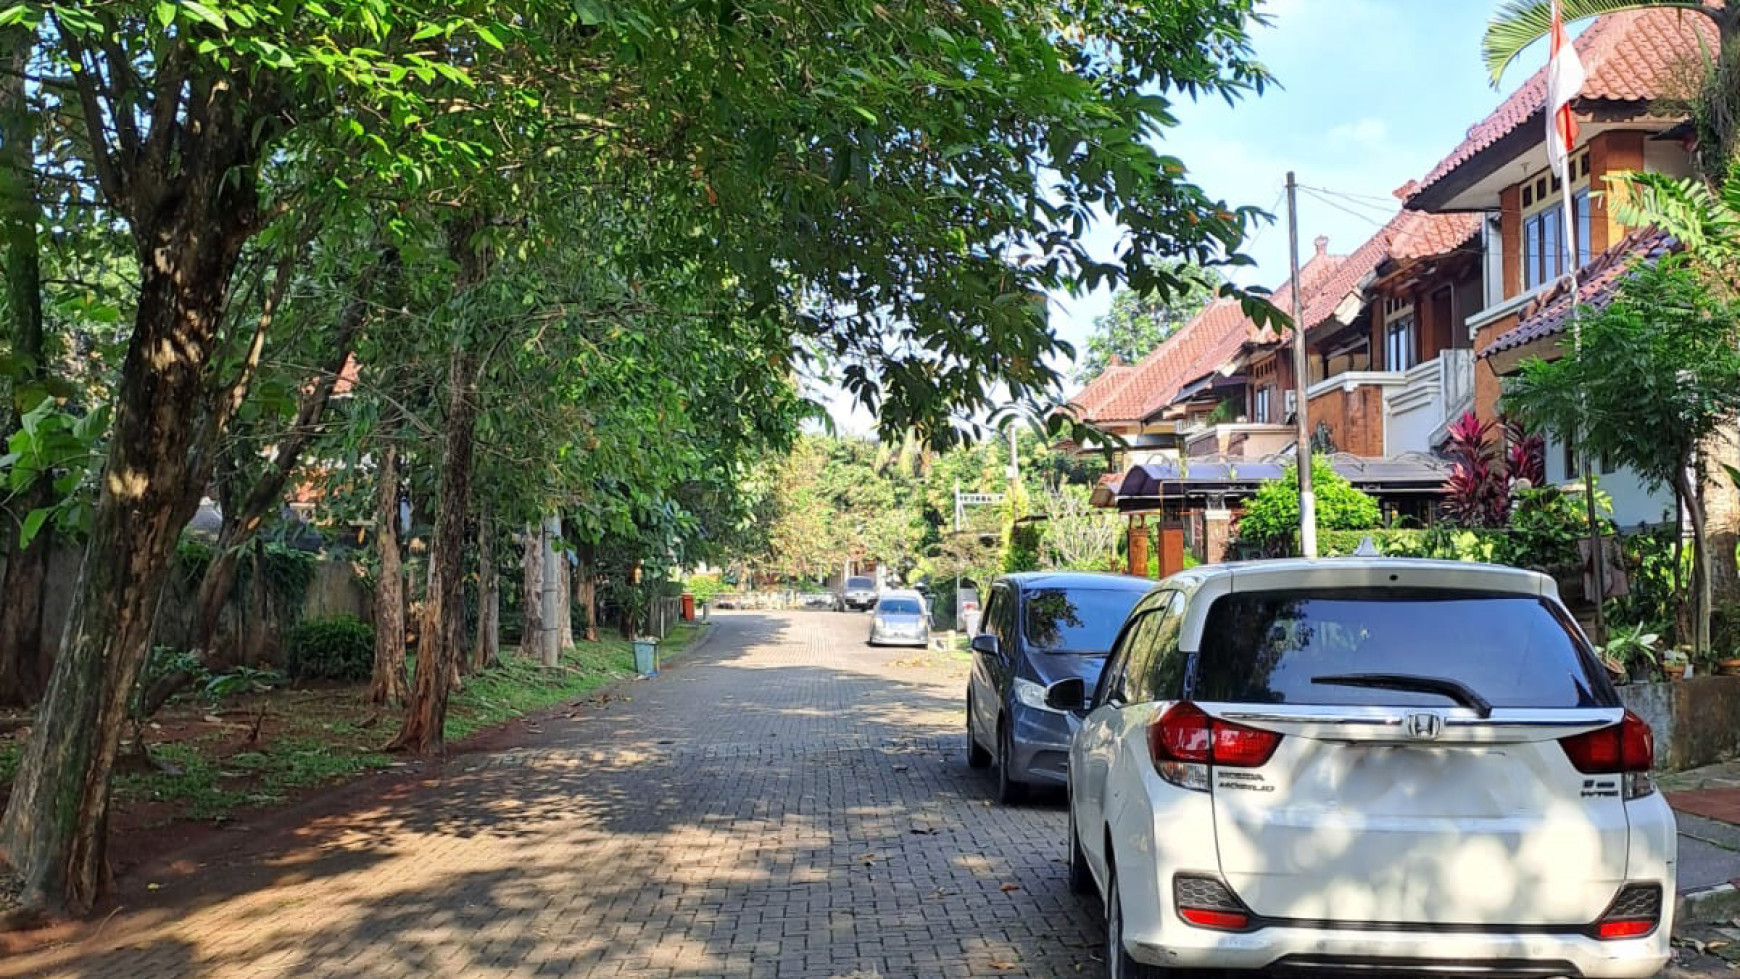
[0,625,705,829]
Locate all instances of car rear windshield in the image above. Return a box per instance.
[1023,587,1146,655]
[879,598,921,615]
[1193,587,1611,709]
[847,577,874,590]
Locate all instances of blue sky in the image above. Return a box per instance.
[823,0,1546,433]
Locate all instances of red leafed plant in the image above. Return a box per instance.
[1442,412,1509,528]
[1503,417,1546,489]
[1441,412,1549,528]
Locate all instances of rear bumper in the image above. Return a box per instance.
[1122,917,1670,978]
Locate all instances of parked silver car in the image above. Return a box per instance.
[842,575,879,612]
[868,591,930,647]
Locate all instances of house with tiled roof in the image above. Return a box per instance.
[1232,195,1485,461]
[1064,239,1347,465]
[1406,6,1706,527]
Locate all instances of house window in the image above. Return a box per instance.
[1252,386,1271,424]
[1562,440,1614,478]
[1521,154,1593,290]
[1383,297,1416,372]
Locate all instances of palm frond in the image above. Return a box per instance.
[1484,0,1722,85]
[1605,170,1740,256]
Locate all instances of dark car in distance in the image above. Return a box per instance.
[965,572,1153,803]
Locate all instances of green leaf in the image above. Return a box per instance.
[18,508,47,550]
[156,1,176,27]
[0,5,30,28]
[474,24,505,51]
[181,1,227,28]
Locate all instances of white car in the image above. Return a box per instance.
[1057,558,1675,979]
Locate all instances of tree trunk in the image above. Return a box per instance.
[0,186,257,914]
[577,542,598,642]
[1704,429,1740,605]
[387,217,488,755]
[522,525,545,656]
[387,344,480,755]
[1678,466,1715,655]
[473,501,500,672]
[541,514,561,667]
[0,23,50,707]
[369,442,407,706]
[556,541,574,653]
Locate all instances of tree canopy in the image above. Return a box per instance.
[1074,264,1224,384]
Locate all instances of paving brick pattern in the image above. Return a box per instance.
[3,612,1105,979]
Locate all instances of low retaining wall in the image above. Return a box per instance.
[1618,675,1740,772]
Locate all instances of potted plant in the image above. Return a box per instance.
[1599,624,1661,685]
[1712,603,1740,675]
[1662,647,1689,682]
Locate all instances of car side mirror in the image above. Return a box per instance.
[1044,677,1088,714]
[970,634,1001,658]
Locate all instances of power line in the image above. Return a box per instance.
[1298,186,1392,230]
[1297,183,1408,209]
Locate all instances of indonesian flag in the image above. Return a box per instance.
[1545,0,1586,176]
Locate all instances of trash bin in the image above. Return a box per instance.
[633,638,658,676]
[681,593,696,621]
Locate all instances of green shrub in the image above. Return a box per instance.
[1316,527,1503,562]
[1238,456,1380,553]
[1492,485,1611,572]
[684,575,725,604]
[284,615,375,682]
[1000,483,1042,573]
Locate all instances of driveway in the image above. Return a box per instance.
[3,611,1101,978]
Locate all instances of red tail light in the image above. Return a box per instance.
[1596,919,1655,940]
[1150,702,1282,769]
[1179,908,1250,930]
[1560,710,1654,774]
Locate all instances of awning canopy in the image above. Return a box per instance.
[1111,452,1450,511]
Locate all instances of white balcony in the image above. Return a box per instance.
[1299,350,1474,457]
[1389,349,1474,453]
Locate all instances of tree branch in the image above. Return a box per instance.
[52,18,128,214]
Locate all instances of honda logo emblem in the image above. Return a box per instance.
[1404,712,1444,741]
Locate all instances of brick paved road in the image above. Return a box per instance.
[4,611,1104,978]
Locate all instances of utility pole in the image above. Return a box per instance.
[1286,171,1317,558]
[541,515,561,665]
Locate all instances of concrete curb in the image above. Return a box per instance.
[1679,883,1740,925]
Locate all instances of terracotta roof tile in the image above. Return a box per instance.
[1067,362,1133,417]
[1479,227,1678,357]
[1079,246,1352,424]
[1298,209,1481,332]
[1416,9,1713,194]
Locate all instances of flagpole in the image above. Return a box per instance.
[1560,165,1607,645]
[1546,0,1605,643]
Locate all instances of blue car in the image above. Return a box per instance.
[965,572,1153,803]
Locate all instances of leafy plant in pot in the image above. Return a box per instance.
[1712,602,1740,676]
[1598,624,1661,685]
[1662,647,1690,682]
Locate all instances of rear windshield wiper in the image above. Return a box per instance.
[1310,673,1493,719]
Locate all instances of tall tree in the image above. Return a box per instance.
[1075,264,1223,384]
[0,1,537,915]
[0,21,50,705]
